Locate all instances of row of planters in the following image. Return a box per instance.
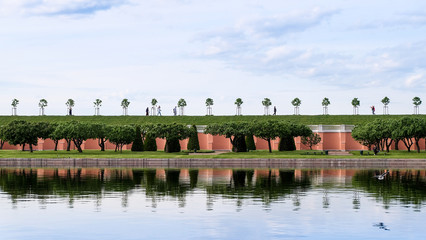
[0,120,318,153]
[351,117,426,153]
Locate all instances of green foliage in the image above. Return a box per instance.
[279,135,296,151]
[121,99,130,108]
[301,133,322,150]
[131,125,144,152]
[151,98,158,106]
[351,98,360,107]
[107,125,135,152]
[291,98,301,107]
[381,97,390,106]
[93,99,102,107]
[413,96,422,106]
[165,137,181,153]
[262,98,272,107]
[177,98,187,107]
[322,98,330,106]
[91,123,109,151]
[392,117,426,152]
[144,133,158,151]
[39,99,48,108]
[52,121,94,153]
[187,125,200,151]
[204,121,251,152]
[65,99,75,107]
[234,98,243,107]
[205,98,214,106]
[151,123,191,153]
[11,99,19,107]
[2,120,39,152]
[245,135,256,151]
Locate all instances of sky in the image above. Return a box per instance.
[1,0,426,116]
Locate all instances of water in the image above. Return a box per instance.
[0,168,425,239]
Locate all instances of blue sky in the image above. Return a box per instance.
[1,0,426,116]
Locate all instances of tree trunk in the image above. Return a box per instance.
[402,138,413,152]
[22,143,25,151]
[0,140,4,149]
[267,138,272,153]
[66,139,71,151]
[29,144,33,153]
[54,140,58,151]
[73,139,83,153]
[394,139,399,150]
[385,139,393,152]
[415,138,421,153]
[98,138,105,151]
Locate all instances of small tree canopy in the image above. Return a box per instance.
[2,120,39,152]
[177,98,187,107]
[413,96,422,106]
[381,97,390,106]
[301,133,322,150]
[11,99,19,107]
[291,98,301,107]
[151,98,158,106]
[205,98,214,106]
[205,121,250,152]
[322,98,330,107]
[121,99,130,108]
[94,99,102,107]
[234,98,243,107]
[262,98,272,107]
[151,123,191,153]
[351,98,360,107]
[66,99,75,107]
[107,125,135,152]
[39,99,48,108]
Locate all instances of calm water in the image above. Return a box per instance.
[0,168,425,240]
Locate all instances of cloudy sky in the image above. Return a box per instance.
[1,0,426,116]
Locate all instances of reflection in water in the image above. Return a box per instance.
[0,168,426,210]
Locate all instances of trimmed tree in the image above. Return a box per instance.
[151,123,191,153]
[2,120,39,152]
[0,125,5,149]
[131,125,144,151]
[278,122,312,151]
[291,98,301,115]
[11,99,19,116]
[177,98,187,116]
[66,99,75,115]
[206,98,214,116]
[252,120,289,153]
[322,97,330,115]
[413,96,422,115]
[107,125,135,152]
[151,98,158,116]
[144,133,158,151]
[91,123,109,151]
[204,122,250,152]
[301,133,322,150]
[235,98,243,116]
[351,98,360,115]
[121,99,130,116]
[187,125,200,151]
[39,99,48,116]
[94,99,102,116]
[381,96,390,115]
[245,135,256,151]
[262,98,272,115]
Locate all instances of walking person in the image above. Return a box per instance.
[173,106,177,116]
[371,106,375,115]
[273,106,277,115]
[146,107,149,116]
[157,106,162,116]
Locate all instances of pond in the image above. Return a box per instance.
[0,167,425,239]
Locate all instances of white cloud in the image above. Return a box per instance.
[404,73,425,88]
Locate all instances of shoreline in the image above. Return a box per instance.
[1,158,426,169]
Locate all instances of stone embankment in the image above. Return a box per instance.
[0,158,425,169]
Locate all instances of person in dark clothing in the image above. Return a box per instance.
[146,107,149,116]
[273,106,277,115]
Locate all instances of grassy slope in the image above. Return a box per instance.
[1,150,425,159]
[1,114,425,126]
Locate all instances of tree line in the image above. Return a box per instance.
[0,120,316,153]
[351,117,426,153]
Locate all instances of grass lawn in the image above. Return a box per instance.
[1,149,426,159]
[1,114,425,126]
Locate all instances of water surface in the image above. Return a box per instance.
[0,168,425,239]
